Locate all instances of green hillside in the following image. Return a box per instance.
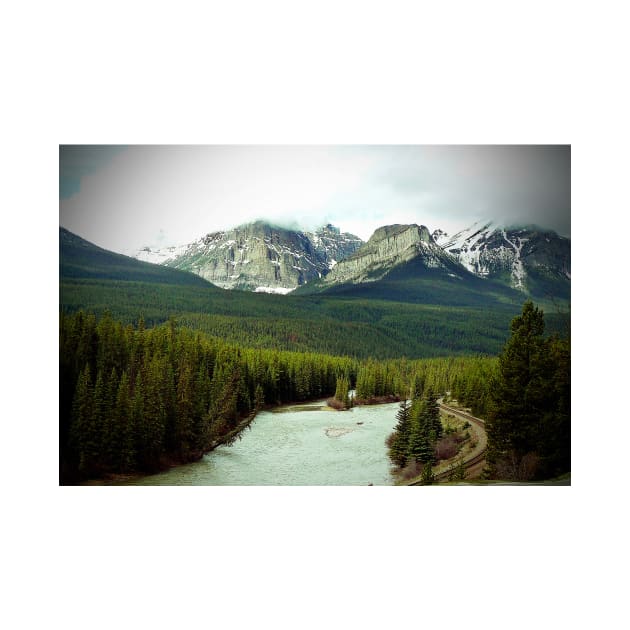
[60,227,215,287]
[297,254,525,308]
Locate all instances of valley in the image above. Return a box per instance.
[59,216,570,485]
[60,220,569,360]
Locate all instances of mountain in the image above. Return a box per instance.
[136,221,363,293]
[297,223,524,307]
[61,226,534,358]
[321,224,463,285]
[433,220,571,300]
[132,218,570,303]
[60,227,214,288]
[60,225,571,359]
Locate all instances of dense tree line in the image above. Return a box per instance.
[60,276,528,359]
[354,355,498,405]
[60,311,356,483]
[449,356,498,418]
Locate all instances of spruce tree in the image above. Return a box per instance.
[70,364,97,476]
[545,334,571,475]
[334,375,350,408]
[420,459,435,485]
[254,384,265,411]
[175,361,195,458]
[131,372,145,462]
[486,301,560,479]
[115,371,135,471]
[423,389,442,441]
[388,399,412,467]
[92,369,107,468]
[408,398,433,464]
[102,367,119,468]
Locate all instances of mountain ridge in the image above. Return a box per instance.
[129,218,570,301]
[321,223,461,286]
[137,221,363,293]
[60,225,570,359]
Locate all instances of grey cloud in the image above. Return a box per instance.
[370,145,570,236]
[59,145,126,199]
[59,145,570,255]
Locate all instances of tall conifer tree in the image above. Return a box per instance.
[486,301,569,479]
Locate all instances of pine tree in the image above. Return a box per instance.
[192,363,212,451]
[115,371,135,470]
[142,355,168,469]
[420,460,435,485]
[102,367,119,468]
[131,372,145,462]
[545,334,571,474]
[388,399,412,467]
[407,393,440,465]
[70,364,97,476]
[486,301,561,479]
[254,384,265,411]
[92,369,107,468]
[334,375,350,408]
[408,398,432,464]
[423,389,442,441]
[175,361,195,458]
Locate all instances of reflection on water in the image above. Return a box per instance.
[119,399,400,486]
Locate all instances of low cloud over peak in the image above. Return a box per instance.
[60,145,570,254]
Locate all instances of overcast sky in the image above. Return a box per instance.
[59,145,570,254]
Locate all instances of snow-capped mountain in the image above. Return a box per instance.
[433,220,571,298]
[135,222,363,292]
[133,218,570,300]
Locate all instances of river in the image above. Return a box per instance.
[117,398,400,485]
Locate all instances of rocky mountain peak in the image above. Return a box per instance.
[323,223,452,285]
[434,220,571,297]
[136,221,363,293]
[134,218,570,300]
[370,223,431,244]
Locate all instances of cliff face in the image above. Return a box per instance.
[323,224,454,284]
[154,221,363,292]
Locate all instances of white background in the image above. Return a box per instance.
[3,1,628,629]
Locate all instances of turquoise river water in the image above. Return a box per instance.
[118,399,400,485]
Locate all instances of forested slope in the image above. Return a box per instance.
[60,227,214,287]
[295,249,525,308]
[60,228,545,358]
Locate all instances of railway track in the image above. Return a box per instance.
[408,402,487,485]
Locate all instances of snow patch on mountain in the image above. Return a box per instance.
[254,286,295,295]
[501,229,528,290]
[135,242,188,265]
